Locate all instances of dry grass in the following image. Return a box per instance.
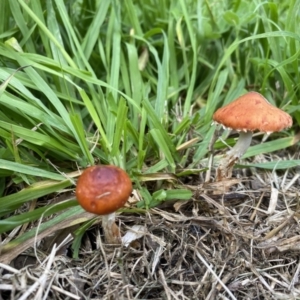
[1,154,300,300]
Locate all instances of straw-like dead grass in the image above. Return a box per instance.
[1,160,300,300]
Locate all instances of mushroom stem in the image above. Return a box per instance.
[216,131,253,181]
[102,213,121,244]
[227,131,253,158]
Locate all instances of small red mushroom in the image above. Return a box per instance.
[213,92,292,181]
[76,165,132,243]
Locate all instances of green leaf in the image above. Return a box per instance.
[243,136,297,159]
[238,160,300,170]
[223,11,240,25]
[0,200,77,234]
[0,159,65,180]
[0,179,72,214]
[150,129,175,171]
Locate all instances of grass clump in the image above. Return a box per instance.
[0,0,299,299]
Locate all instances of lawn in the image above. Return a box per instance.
[0,0,299,299]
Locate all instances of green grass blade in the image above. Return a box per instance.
[0,179,72,214]
[238,160,300,170]
[0,159,66,180]
[243,136,297,159]
[0,200,77,234]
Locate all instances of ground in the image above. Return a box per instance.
[1,155,300,300]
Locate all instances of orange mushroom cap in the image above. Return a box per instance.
[76,165,132,215]
[213,92,292,133]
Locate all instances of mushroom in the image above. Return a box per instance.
[76,165,132,244]
[213,91,292,181]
